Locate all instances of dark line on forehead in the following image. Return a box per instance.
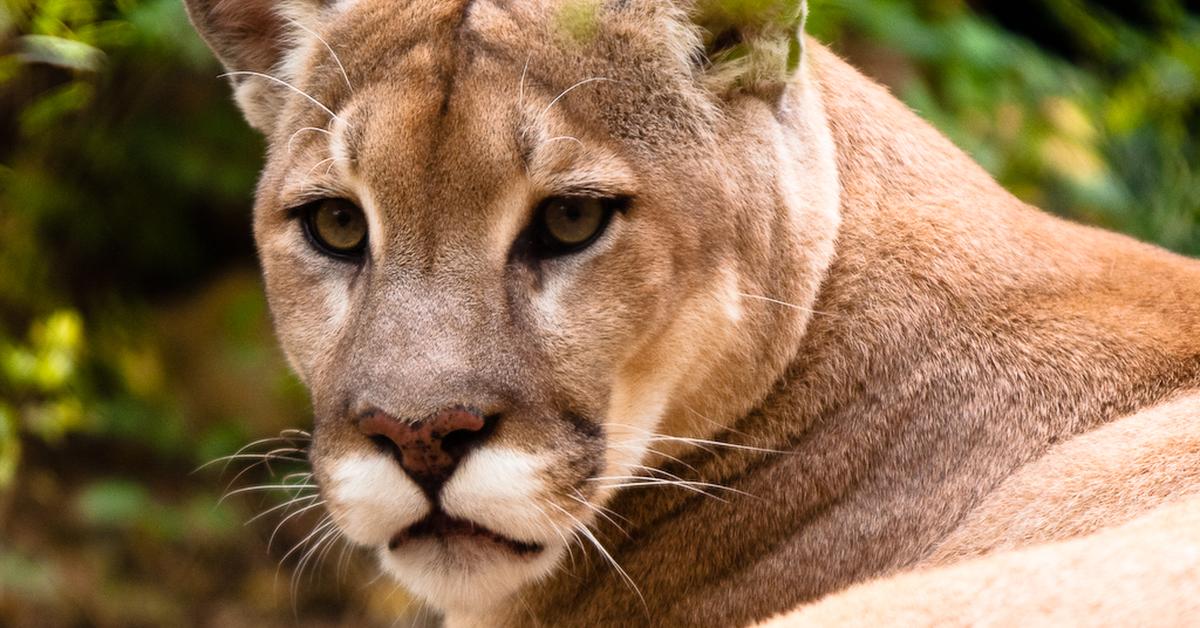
[337,0,529,163]
[458,34,548,168]
[436,0,480,117]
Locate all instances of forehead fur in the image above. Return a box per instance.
[275,0,721,154]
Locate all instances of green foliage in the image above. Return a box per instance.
[0,310,86,484]
[808,0,1200,252]
[0,0,268,465]
[0,548,58,601]
[0,1,337,623]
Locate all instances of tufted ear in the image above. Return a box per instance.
[691,0,808,96]
[184,0,321,133]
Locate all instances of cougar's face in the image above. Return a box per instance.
[245,1,835,614]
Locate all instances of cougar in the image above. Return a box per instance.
[184,0,1200,625]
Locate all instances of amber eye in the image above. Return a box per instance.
[532,196,621,257]
[302,198,368,259]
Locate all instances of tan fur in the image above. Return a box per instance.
[757,390,1200,626]
[923,390,1200,567]
[184,0,1200,625]
[759,493,1200,627]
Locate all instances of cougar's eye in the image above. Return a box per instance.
[301,198,368,259]
[532,196,623,257]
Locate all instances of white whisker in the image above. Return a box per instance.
[207,425,324,609]
[568,491,630,537]
[246,493,321,525]
[199,434,306,475]
[202,451,307,467]
[280,471,314,483]
[566,526,589,569]
[292,526,333,592]
[589,477,735,502]
[737,292,830,317]
[286,17,353,91]
[305,156,338,178]
[541,135,585,149]
[685,404,751,438]
[518,56,530,108]
[597,482,726,501]
[269,499,327,551]
[295,525,341,596]
[220,71,343,122]
[602,423,792,455]
[196,452,307,480]
[537,77,611,123]
[337,538,356,584]
[280,515,336,566]
[288,126,333,153]
[220,447,309,492]
[641,435,790,455]
[530,499,578,570]
[609,442,701,475]
[220,483,317,503]
[548,502,645,609]
[280,516,337,612]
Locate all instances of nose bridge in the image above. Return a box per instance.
[344,268,512,420]
[360,75,513,278]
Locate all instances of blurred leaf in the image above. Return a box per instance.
[0,548,59,601]
[182,493,240,542]
[0,55,21,84]
[18,81,94,136]
[17,33,103,69]
[34,310,83,351]
[0,404,20,487]
[23,396,85,442]
[116,345,164,397]
[0,4,13,33]
[76,479,152,528]
[123,0,216,68]
[195,422,248,468]
[2,346,38,388]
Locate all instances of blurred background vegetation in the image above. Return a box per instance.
[0,0,1197,625]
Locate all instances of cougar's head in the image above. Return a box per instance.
[187,0,838,613]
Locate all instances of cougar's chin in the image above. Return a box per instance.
[379,530,566,613]
[326,445,592,613]
[380,446,575,611]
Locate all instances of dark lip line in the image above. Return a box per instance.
[389,510,545,556]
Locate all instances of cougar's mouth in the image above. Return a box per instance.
[389,510,544,556]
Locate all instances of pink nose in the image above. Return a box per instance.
[357,406,491,495]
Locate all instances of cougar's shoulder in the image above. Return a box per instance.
[758,492,1200,627]
[923,390,1200,567]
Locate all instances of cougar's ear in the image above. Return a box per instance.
[691,0,808,97]
[184,0,321,133]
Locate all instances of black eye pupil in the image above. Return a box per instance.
[527,195,627,259]
[300,198,368,260]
